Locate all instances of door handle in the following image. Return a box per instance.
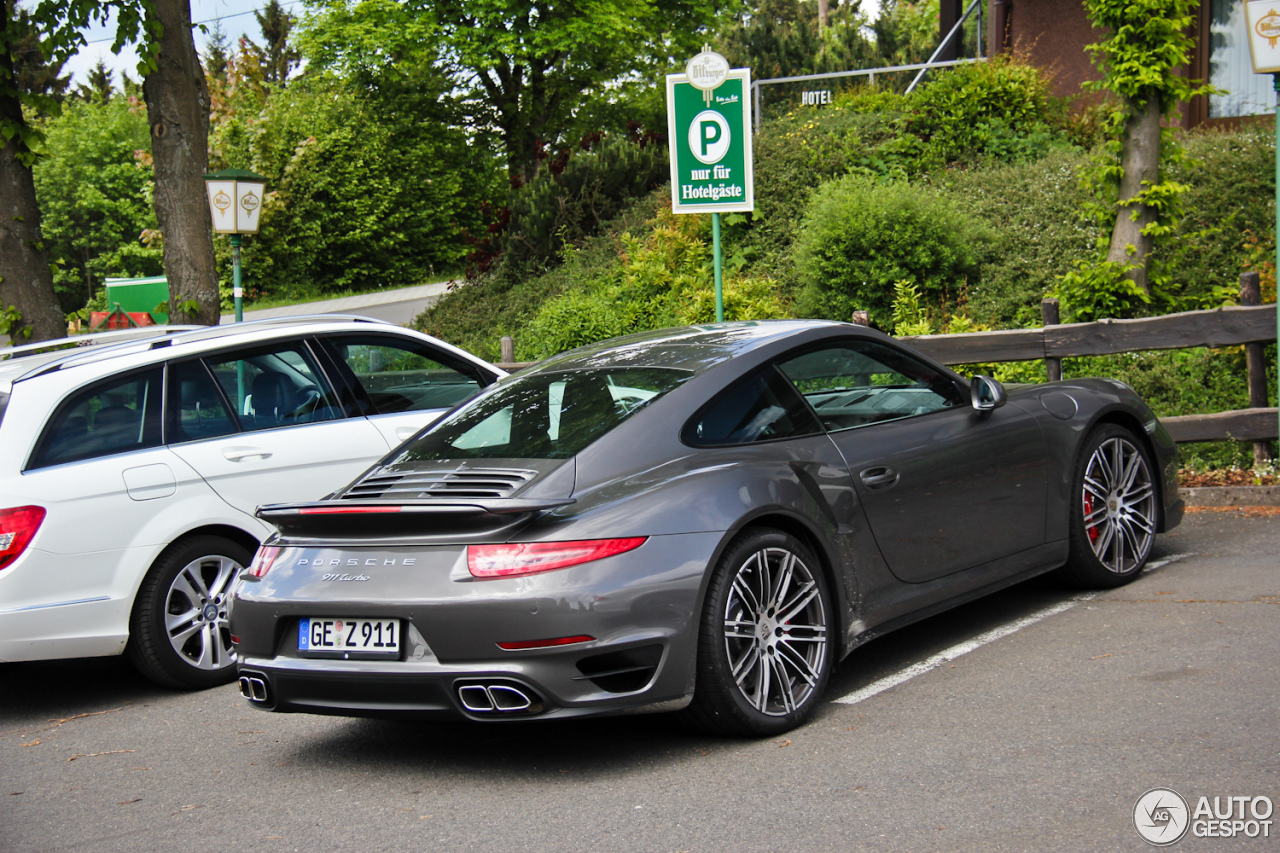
[222,446,273,462]
[395,426,419,441]
[859,466,899,490]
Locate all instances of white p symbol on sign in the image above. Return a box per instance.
[690,110,731,164]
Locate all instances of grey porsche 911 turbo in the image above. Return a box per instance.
[229,320,1183,736]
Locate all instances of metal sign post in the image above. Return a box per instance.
[1245,0,1280,451]
[667,49,754,322]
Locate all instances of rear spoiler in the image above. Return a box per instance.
[256,497,575,538]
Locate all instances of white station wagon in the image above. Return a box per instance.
[0,317,503,688]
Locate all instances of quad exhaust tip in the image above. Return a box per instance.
[456,682,540,714]
[238,675,269,703]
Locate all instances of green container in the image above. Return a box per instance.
[104,276,170,324]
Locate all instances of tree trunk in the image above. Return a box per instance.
[817,0,829,30]
[1106,91,1162,294]
[142,0,219,326]
[0,17,67,344]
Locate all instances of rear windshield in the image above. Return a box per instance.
[394,367,693,461]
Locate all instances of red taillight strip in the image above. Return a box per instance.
[496,635,596,651]
[467,537,647,579]
[297,506,403,515]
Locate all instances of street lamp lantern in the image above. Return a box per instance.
[203,168,269,322]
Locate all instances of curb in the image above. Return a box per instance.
[1182,485,1280,507]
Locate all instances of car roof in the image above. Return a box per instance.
[0,315,496,388]
[528,320,862,375]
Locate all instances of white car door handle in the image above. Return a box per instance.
[223,446,273,462]
[395,426,420,441]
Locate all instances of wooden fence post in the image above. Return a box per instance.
[1041,297,1062,382]
[1239,272,1273,464]
[500,336,515,365]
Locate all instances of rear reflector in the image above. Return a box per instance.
[0,506,46,571]
[497,635,596,651]
[467,537,647,579]
[246,545,282,578]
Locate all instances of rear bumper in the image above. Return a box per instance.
[230,531,721,720]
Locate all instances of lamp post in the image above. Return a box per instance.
[203,168,267,322]
[1245,0,1280,452]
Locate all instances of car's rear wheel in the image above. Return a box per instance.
[683,528,832,736]
[128,535,251,689]
[1059,425,1158,587]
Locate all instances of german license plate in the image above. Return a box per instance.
[298,618,400,657]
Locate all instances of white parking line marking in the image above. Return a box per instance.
[833,554,1192,707]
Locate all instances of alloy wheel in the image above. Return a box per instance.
[1081,436,1156,573]
[722,546,828,716]
[164,554,242,670]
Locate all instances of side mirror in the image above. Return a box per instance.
[970,375,1007,412]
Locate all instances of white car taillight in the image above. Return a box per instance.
[0,506,46,571]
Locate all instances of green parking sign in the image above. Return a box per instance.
[666,67,754,214]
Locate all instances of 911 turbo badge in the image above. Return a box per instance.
[321,573,371,582]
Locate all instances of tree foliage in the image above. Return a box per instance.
[213,69,496,300]
[34,95,161,313]
[249,0,301,84]
[302,0,716,182]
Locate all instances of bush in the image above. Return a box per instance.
[519,203,790,359]
[497,140,670,278]
[905,54,1064,167]
[1164,124,1276,307]
[793,175,994,325]
[939,147,1100,327]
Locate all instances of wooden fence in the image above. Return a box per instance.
[497,284,1278,451]
[900,296,1276,448]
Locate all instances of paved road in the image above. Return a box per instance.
[220,281,453,327]
[2,511,1276,852]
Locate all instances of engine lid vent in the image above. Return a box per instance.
[345,467,537,500]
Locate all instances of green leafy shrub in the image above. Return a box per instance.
[939,147,1101,326]
[498,140,670,278]
[1164,124,1277,307]
[223,73,497,301]
[793,175,994,325]
[1053,259,1152,322]
[519,204,789,359]
[905,55,1063,167]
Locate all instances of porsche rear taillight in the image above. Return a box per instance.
[467,537,647,579]
[246,545,282,578]
[0,506,45,571]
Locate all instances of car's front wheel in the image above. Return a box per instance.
[128,535,251,689]
[1060,424,1158,587]
[684,528,832,736]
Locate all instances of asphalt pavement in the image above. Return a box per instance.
[220,280,453,327]
[1,510,1276,852]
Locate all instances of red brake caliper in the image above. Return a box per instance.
[1084,494,1099,542]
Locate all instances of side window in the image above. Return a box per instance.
[322,334,484,415]
[167,360,237,443]
[777,341,964,432]
[683,367,822,447]
[205,343,341,433]
[29,368,164,468]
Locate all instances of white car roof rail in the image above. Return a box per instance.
[0,325,205,361]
